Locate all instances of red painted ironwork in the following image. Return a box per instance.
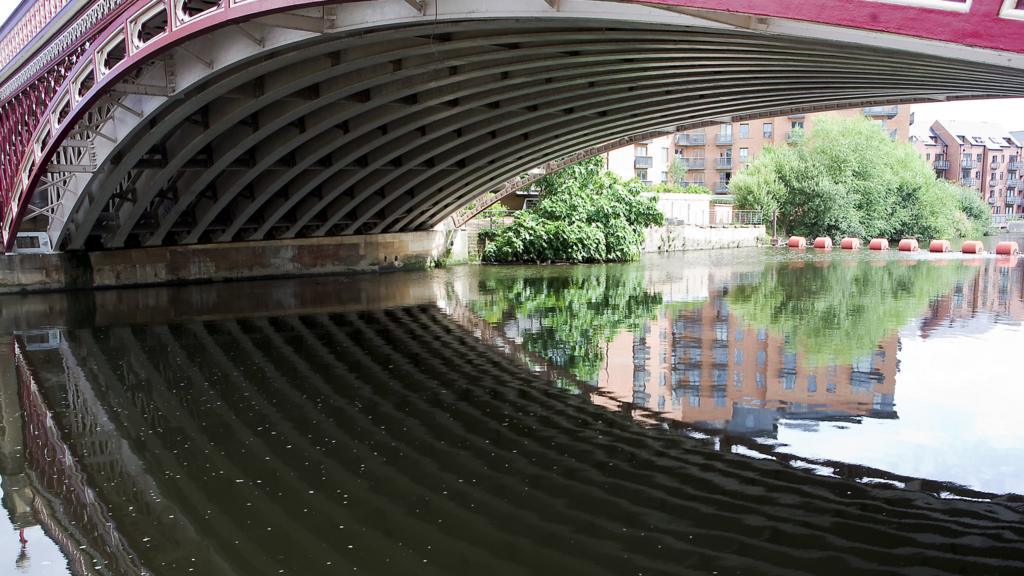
[1,0,1024,250]
[0,0,73,70]
[642,0,1024,54]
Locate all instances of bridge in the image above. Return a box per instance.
[1,0,1024,255]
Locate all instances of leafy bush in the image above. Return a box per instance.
[731,115,989,240]
[650,182,712,195]
[482,157,663,263]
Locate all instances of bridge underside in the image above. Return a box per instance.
[15,1,1024,251]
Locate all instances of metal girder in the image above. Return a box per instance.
[8,0,1024,253]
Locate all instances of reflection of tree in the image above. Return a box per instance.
[726,260,977,365]
[470,265,666,382]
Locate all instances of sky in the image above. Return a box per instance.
[0,1,1020,132]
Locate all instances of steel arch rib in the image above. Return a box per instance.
[180,34,933,243]
[90,25,1022,245]
[377,89,927,234]
[8,1,1024,251]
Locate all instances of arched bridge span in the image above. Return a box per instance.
[2,0,1024,252]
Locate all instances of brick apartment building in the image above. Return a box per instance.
[605,106,912,194]
[912,120,1023,215]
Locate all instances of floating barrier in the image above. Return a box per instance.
[868,238,889,251]
[995,241,1020,255]
[898,239,919,252]
[813,237,833,249]
[787,236,806,249]
[928,239,950,253]
[840,238,861,250]
[961,240,985,254]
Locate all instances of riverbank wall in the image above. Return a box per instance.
[1,230,469,294]
[1,224,761,294]
[643,224,766,253]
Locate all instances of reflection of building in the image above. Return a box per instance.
[598,292,899,435]
[920,259,1024,337]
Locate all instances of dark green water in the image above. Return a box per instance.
[1,239,1023,575]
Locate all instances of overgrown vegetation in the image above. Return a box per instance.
[650,182,712,195]
[730,115,991,240]
[482,157,663,263]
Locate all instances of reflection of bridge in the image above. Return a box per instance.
[10,306,1024,574]
[2,1,1024,257]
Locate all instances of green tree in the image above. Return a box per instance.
[483,157,664,263]
[731,115,988,240]
[667,157,689,186]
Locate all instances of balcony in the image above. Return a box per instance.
[961,158,977,169]
[989,179,1000,188]
[714,182,729,194]
[1010,160,1024,171]
[863,106,899,118]
[932,159,950,170]
[961,178,979,188]
[762,131,774,140]
[785,131,801,142]
[991,160,1002,170]
[634,156,653,169]
[675,133,706,146]
[1007,196,1022,206]
[988,196,998,205]
[679,157,705,169]
[682,181,706,188]
[715,133,733,145]
[715,157,733,169]
[1008,178,1022,188]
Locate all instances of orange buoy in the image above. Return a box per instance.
[813,237,833,249]
[961,240,985,254]
[787,236,807,249]
[898,238,919,252]
[995,241,1020,255]
[840,238,861,250]
[868,238,889,251]
[928,239,950,253]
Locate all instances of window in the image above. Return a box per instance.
[720,124,733,136]
[763,123,773,138]
[739,123,749,138]
[756,350,766,367]
[661,171,668,182]
[739,148,749,161]
[662,147,670,162]
[636,145,648,156]
[977,153,983,161]
[926,153,931,160]
[636,169,648,180]
[791,120,804,129]
[782,374,796,390]
[807,375,818,393]
[734,349,744,364]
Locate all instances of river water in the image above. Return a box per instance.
[1,237,1023,575]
